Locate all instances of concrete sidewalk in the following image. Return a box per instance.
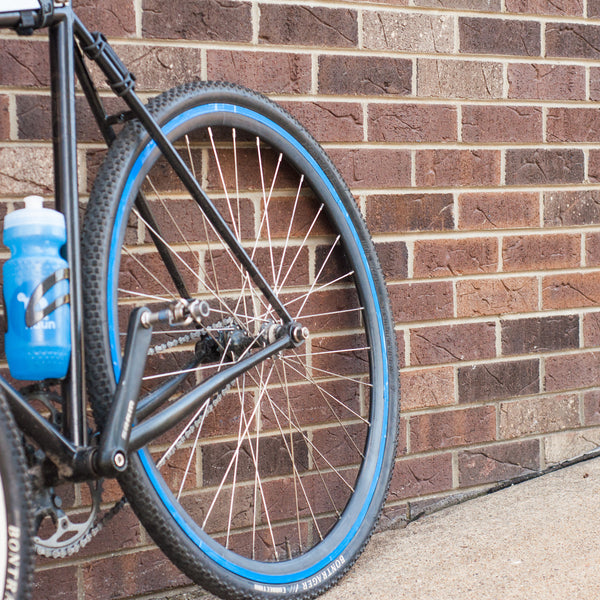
[323,457,600,600]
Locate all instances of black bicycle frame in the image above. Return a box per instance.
[0,3,299,482]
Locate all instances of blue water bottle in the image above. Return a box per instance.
[3,196,71,380]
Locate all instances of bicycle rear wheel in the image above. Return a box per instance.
[82,82,398,599]
[0,393,34,600]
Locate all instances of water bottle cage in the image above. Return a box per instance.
[25,268,70,328]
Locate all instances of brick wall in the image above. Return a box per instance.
[2,0,600,598]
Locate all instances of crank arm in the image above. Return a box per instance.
[95,306,153,476]
[95,298,212,475]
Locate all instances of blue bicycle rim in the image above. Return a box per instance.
[107,103,390,585]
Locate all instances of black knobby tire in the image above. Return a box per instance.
[0,393,34,600]
[82,82,398,599]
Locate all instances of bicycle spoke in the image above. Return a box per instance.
[275,204,324,296]
[94,92,395,575]
[274,175,304,291]
[284,270,356,310]
[294,234,341,319]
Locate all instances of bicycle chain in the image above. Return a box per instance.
[36,318,237,558]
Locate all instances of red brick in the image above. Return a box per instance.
[397,331,406,370]
[86,148,107,193]
[376,241,408,280]
[457,277,538,317]
[259,5,358,48]
[548,108,600,142]
[74,505,142,559]
[82,549,190,600]
[417,0,500,8]
[505,149,584,185]
[589,68,600,101]
[413,237,498,278]
[401,367,455,411]
[312,245,362,292]
[458,192,539,230]
[0,204,8,229]
[203,435,308,487]
[460,17,541,56]
[585,67,600,101]
[367,193,454,233]
[546,22,600,58]
[74,0,136,37]
[389,281,454,323]
[17,94,125,143]
[34,565,78,600]
[117,45,205,92]
[319,56,411,96]
[500,394,580,437]
[261,381,361,430]
[312,334,370,379]
[312,425,368,470]
[398,416,408,456]
[544,190,600,226]
[17,94,60,141]
[0,39,50,87]
[416,150,501,187]
[583,312,600,347]
[327,149,411,189]
[458,439,540,487]
[207,50,312,94]
[0,95,9,141]
[458,359,539,403]
[368,104,457,143]
[290,289,360,335]
[501,315,579,355]
[177,483,257,536]
[365,0,408,5]
[0,147,54,197]
[142,0,252,42]
[508,63,585,100]
[363,11,454,53]
[417,59,503,99]
[506,0,583,15]
[543,272,600,310]
[545,352,600,392]
[388,454,453,501]
[204,146,298,196]
[280,102,363,143]
[502,233,581,271]
[410,322,496,366]
[119,250,198,297]
[590,0,600,17]
[584,390,600,425]
[410,406,496,452]
[589,151,600,182]
[462,105,542,143]
[262,471,355,525]
[363,11,454,54]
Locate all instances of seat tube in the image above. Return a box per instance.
[49,7,86,447]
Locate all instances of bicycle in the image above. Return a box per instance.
[0,2,399,599]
